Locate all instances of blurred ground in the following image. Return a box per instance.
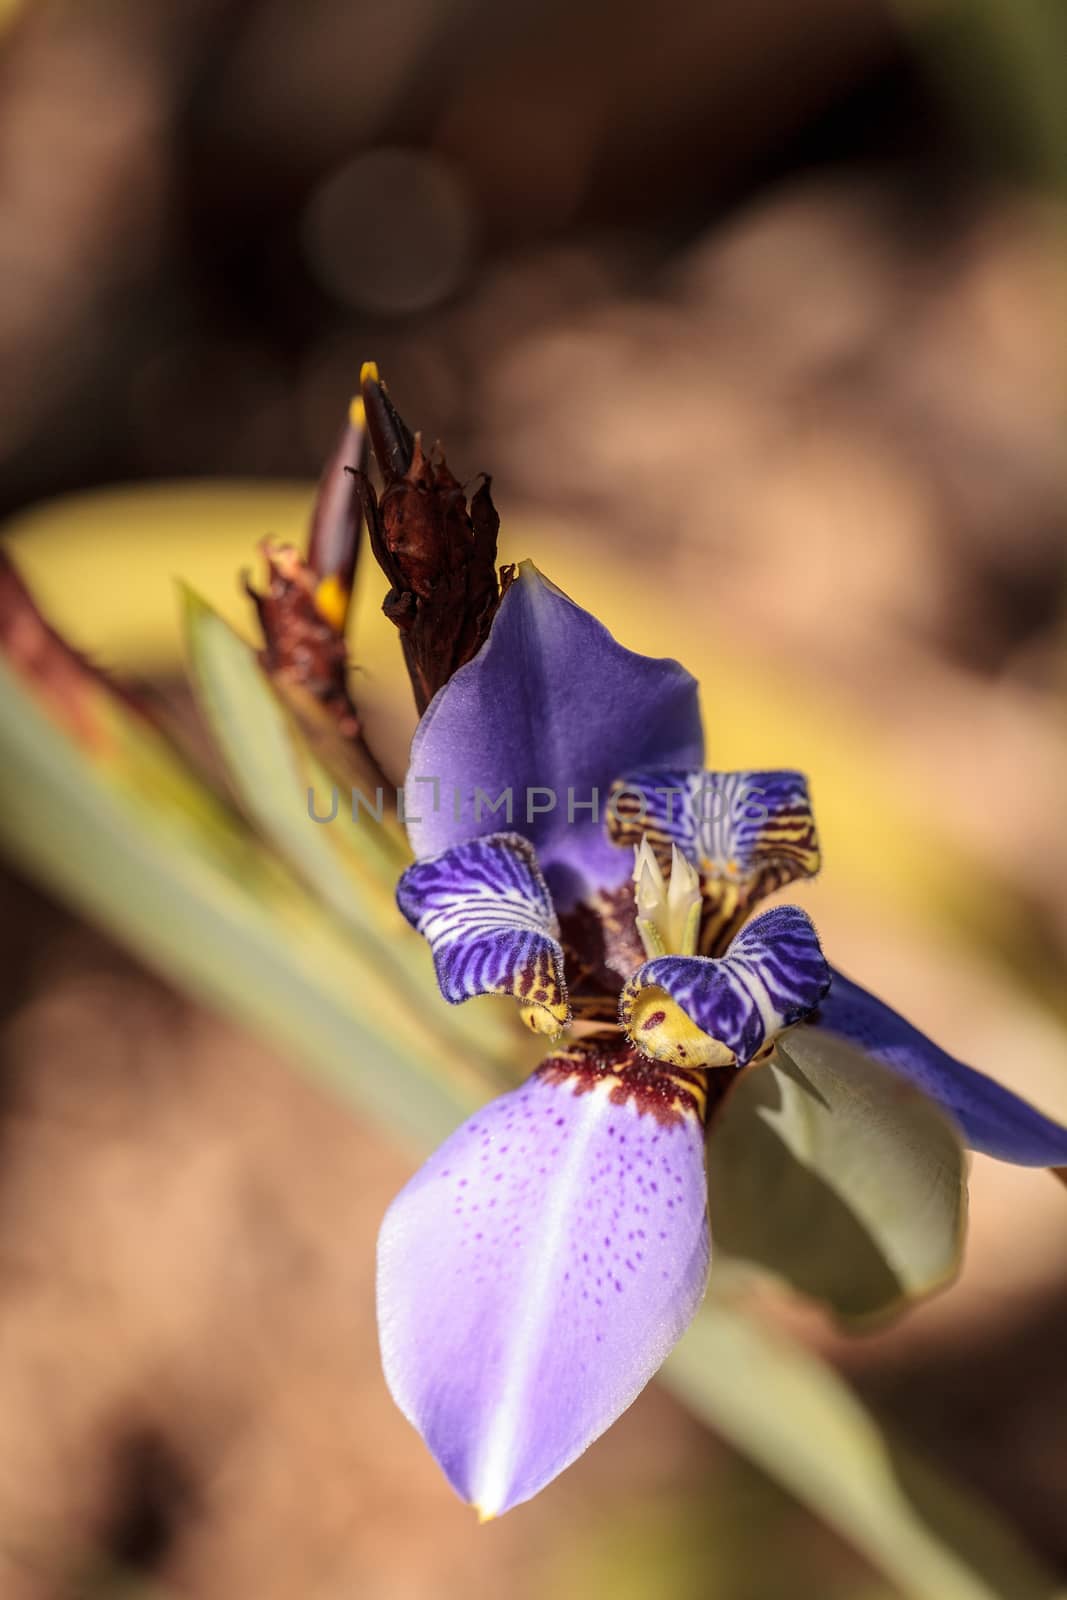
[2,0,1067,1595]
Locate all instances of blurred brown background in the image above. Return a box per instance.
[2,0,1067,1595]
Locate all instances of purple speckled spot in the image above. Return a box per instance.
[376,1068,709,1517]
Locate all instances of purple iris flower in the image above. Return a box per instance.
[377,561,1067,1519]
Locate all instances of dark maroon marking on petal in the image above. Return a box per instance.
[556,908,622,1006]
[558,883,647,1023]
[642,1010,667,1031]
[536,1034,725,1127]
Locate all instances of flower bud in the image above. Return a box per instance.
[356,365,502,713]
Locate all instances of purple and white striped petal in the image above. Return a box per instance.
[397,833,569,1034]
[814,970,1067,1167]
[377,1039,710,1518]
[609,768,820,951]
[404,564,704,910]
[621,905,831,1068]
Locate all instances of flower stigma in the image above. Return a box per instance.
[627,838,733,1064]
[632,838,702,959]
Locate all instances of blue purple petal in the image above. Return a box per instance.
[403,564,704,908]
[376,1040,710,1517]
[622,905,831,1067]
[813,971,1067,1166]
[396,833,569,1033]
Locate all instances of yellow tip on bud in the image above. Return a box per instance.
[360,360,380,386]
[314,573,349,632]
[475,1504,497,1525]
[348,394,365,430]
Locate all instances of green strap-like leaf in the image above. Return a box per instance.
[183,585,409,894]
[181,587,523,1070]
[0,658,492,1146]
[707,1027,967,1325]
[664,1299,1062,1600]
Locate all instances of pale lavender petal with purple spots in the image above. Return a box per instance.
[622,905,831,1066]
[403,564,704,909]
[376,1047,710,1517]
[814,971,1067,1166]
[396,833,569,1032]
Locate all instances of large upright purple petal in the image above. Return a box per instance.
[815,971,1067,1166]
[403,564,704,908]
[377,1041,710,1517]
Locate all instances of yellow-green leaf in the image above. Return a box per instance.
[707,1028,968,1325]
[181,585,523,1069]
[664,1299,1062,1600]
[0,657,493,1145]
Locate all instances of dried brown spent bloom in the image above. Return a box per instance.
[244,399,367,740]
[355,363,502,714]
[244,540,361,741]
